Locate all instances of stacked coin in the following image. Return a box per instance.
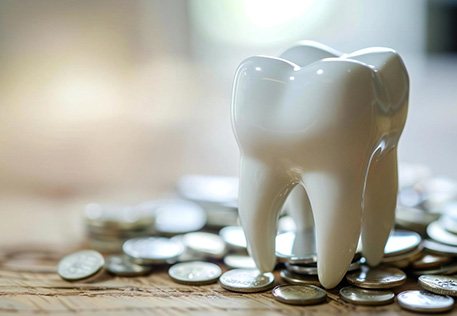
[84,203,156,253]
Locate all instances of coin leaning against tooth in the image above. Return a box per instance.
[105,255,152,277]
[272,285,327,306]
[345,266,406,289]
[397,290,454,313]
[168,261,222,285]
[339,286,394,306]
[58,250,105,281]
[219,268,275,293]
[419,275,457,297]
[279,269,321,286]
[123,237,185,264]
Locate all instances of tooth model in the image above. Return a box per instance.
[231,41,409,288]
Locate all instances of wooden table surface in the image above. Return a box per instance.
[0,194,436,315]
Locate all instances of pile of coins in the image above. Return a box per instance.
[56,170,457,313]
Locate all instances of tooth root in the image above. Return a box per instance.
[238,157,294,272]
[287,185,314,231]
[303,167,365,289]
[362,148,398,265]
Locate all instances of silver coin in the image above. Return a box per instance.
[279,269,321,286]
[346,265,406,289]
[219,226,247,250]
[154,200,206,235]
[397,290,454,313]
[219,268,275,293]
[223,255,256,269]
[176,175,238,204]
[272,284,326,305]
[105,255,152,277]
[285,260,361,276]
[168,261,222,285]
[382,244,423,264]
[123,237,184,264]
[275,230,317,264]
[440,201,457,234]
[411,262,457,276]
[427,220,457,246]
[395,206,438,231]
[384,230,422,257]
[419,275,457,297]
[423,239,457,256]
[412,254,452,270]
[182,232,227,259]
[57,250,105,281]
[339,286,394,306]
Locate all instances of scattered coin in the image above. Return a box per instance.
[219,268,275,293]
[154,200,206,235]
[279,269,321,286]
[219,226,247,250]
[285,260,361,276]
[275,230,317,264]
[168,261,222,285]
[395,206,438,233]
[423,239,457,256]
[223,255,256,269]
[105,255,152,277]
[411,262,457,276]
[346,266,406,289]
[57,250,105,281]
[440,201,457,233]
[123,237,184,264]
[182,232,227,259]
[272,284,327,305]
[339,286,394,306]
[382,244,423,264]
[397,290,454,313]
[384,230,422,257]
[427,220,457,246]
[411,254,452,270]
[419,275,457,297]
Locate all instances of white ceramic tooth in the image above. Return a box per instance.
[232,43,409,289]
[280,44,409,267]
[347,49,409,265]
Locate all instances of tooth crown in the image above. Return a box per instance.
[231,41,409,289]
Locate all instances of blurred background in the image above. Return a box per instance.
[0,0,456,206]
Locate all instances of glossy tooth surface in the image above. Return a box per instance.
[232,42,408,288]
